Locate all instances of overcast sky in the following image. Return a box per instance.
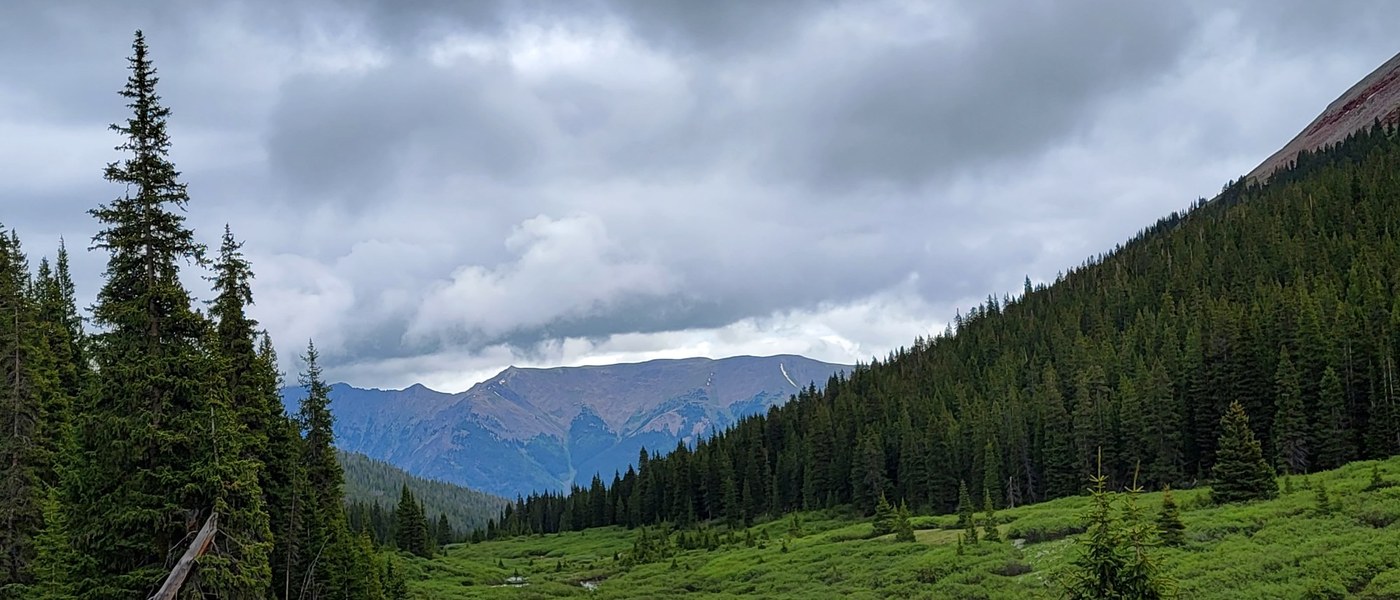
[2,1,1397,392]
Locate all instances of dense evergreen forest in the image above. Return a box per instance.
[341,450,508,543]
[486,119,1400,538]
[0,32,427,599]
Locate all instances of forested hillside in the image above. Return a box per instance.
[341,450,508,536]
[487,120,1400,537]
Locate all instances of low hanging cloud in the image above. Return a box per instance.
[406,213,677,345]
[3,0,1400,389]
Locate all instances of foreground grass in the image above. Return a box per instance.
[402,458,1400,599]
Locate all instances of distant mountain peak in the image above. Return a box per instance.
[287,354,848,498]
[1248,51,1400,182]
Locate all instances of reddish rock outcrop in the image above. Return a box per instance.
[1247,52,1400,183]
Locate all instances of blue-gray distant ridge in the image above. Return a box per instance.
[281,355,848,499]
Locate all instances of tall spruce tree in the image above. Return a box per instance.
[209,227,271,460]
[1210,401,1277,504]
[296,341,345,595]
[31,253,79,488]
[436,514,452,547]
[1140,360,1182,487]
[1271,349,1309,474]
[0,228,57,594]
[1039,366,1079,498]
[203,225,277,595]
[394,484,431,558]
[294,341,379,598]
[36,241,87,409]
[259,333,307,600]
[1313,367,1352,470]
[67,31,270,598]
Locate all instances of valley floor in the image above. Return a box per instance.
[402,457,1400,599]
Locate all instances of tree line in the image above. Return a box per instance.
[345,484,454,558]
[483,118,1400,538]
[338,449,505,539]
[0,32,417,599]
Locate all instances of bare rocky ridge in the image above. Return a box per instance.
[1247,51,1400,182]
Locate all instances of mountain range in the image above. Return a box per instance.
[284,354,847,498]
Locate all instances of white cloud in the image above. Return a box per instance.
[340,283,945,392]
[405,213,677,345]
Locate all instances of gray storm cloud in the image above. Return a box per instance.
[2,0,1399,388]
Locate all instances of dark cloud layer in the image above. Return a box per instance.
[3,0,1399,389]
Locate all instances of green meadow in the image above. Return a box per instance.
[399,457,1400,599]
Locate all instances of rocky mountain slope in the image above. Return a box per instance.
[285,355,847,498]
[1247,51,1400,182]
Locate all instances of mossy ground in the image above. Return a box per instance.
[402,457,1400,599]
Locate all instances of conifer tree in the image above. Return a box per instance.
[1210,401,1277,504]
[1271,349,1309,474]
[32,249,81,487]
[893,501,915,543]
[1312,484,1332,515]
[1064,462,1172,599]
[955,480,973,529]
[0,227,55,592]
[981,487,1001,543]
[36,241,87,407]
[66,31,270,598]
[394,484,431,557]
[1366,463,1389,491]
[1313,367,1352,470]
[1116,482,1171,599]
[345,532,384,599]
[956,480,977,543]
[1064,471,1123,599]
[1040,366,1079,498]
[295,341,356,596]
[851,429,887,515]
[27,489,76,600]
[1140,360,1182,487]
[786,513,804,538]
[1366,353,1398,458]
[210,227,271,459]
[436,513,453,547]
[981,438,1003,508]
[204,225,277,595]
[1073,366,1113,483]
[871,493,895,536]
[719,451,741,528]
[259,333,307,600]
[1155,486,1184,547]
[383,556,409,600]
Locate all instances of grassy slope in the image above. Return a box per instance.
[404,457,1400,599]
